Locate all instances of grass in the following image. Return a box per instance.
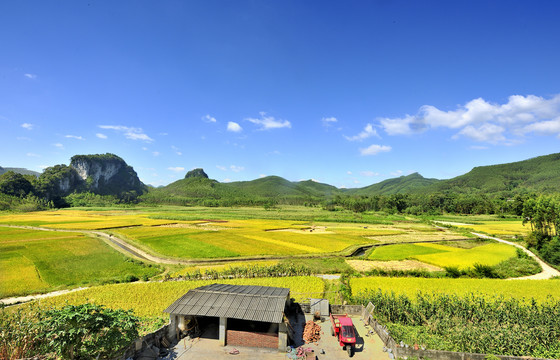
[280,256,353,274]
[171,260,280,277]
[367,242,517,270]
[0,226,161,298]
[350,276,560,303]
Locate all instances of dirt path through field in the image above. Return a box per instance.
[0,225,313,266]
[472,232,560,279]
[0,287,89,306]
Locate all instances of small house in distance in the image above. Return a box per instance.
[164,284,291,351]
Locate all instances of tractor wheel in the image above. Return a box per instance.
[347,345,354,357]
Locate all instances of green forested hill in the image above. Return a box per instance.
[429,153,560,195]
[5,152,560,210]
[146,177,245,199]
[144,174,342,205]
[147,152,560,205]
[0,167,41,177]
[227,176,341,198]
[345,173,440,196]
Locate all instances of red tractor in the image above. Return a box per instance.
[330,313,356,357]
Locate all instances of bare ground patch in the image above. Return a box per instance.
[346,259,443,272]
[154,223,224,231]
[265,226,333,234]
[365,232,467,243]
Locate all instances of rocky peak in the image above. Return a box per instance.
[185,168,208,179]
[69,153,145,195]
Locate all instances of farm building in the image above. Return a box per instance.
[164,284,291,351]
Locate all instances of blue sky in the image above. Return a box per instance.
[1,1,560,188]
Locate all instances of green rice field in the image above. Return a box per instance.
[0,226,160,298]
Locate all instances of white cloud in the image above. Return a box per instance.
[227,121,243,132]
[259,174,266,178]
[470,145,489,150]
[230,165,244,173]
[96,133,107,139]
[98,125,153,142]
[21,123,34,130]
[65,135,84,140]
[347,171,352,175]
[246,112,291,130]
[24,73,37,79]
[203,114,217,123]
[344,123,379,141]
[26,152,40,157]
[322,117,337,127]
[377,94,560,143]
[171,145,182,155]
[152,151,160,157]
[359,144,392,156]
[223,178,232,183]
[455,123,506,143]
[379,115,418,135]
[391,170,404,176]
[53,143,64,149]
[17,136,31,141]
[521,117,560,135]
[360,171,380,177]
[126,132,153,141]
[216,165,227,171]
[167,167,185,172]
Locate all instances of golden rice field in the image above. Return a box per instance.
[463,221,530,236]
[32,277,324,324]
[435,219,530,237]
[0,209,173,230]
[368,242,517,270]
[350,276,560,303]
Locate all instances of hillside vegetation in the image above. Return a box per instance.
[2,152,560,212]
[346,172,440,196]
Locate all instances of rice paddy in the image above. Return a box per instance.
[28,276,325,333]
[368,242,518,269]
[0,226,161,298]
[350,276,560,303]
[0,207,534,299]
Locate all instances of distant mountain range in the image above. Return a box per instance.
[0,167,41,177]
[4,152,560,201]
[154,152,560,199]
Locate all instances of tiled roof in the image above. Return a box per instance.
[164,284,290,323]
